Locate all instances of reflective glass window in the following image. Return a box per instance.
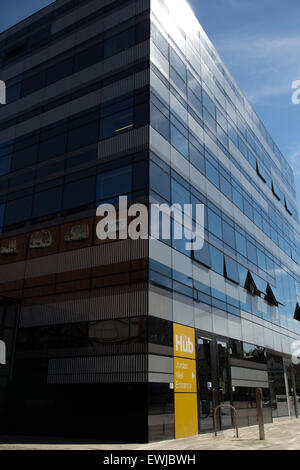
[0,155,11,176]
[151,103,170,140]
[150,162,170,201]
[170,48,186,82]
[103,28,135,59]
[224,255,240,284]
[152,23,169,58]
[207,208,222,239]
[74,42,104,72]
[63,176,95,209]
[223,221,235,249]
[21,71,45,96]
[189,143,205,174]
[69,120,99,151]
[210,245,223,275]
[97,166,132,201]
[39,133,67,162]
[205,160,219,188]
[46,57,73,85]
[170,125,189,159]
[4,196,32,225]
[32,187,62,218]
[100,109,133,141]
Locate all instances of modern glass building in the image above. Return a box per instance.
[0,0,299,443]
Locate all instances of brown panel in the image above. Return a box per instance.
[0,279,23,293]
[59,217,94,252]
[92,272,131,288]
[27,226,60,259]
[131,269,147,283]
[92,261,131,278]
[55,279,91,294]
[56,268,91,283]
[23,285,56,299]
[0,234,28,265]
[23,274,56,288]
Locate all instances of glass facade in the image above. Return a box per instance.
[0,0,299,443]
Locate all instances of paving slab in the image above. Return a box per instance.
[0,418,299,450]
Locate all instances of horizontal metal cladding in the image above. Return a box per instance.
[0,55,150,143]
[19,283,148,327]
[0,239,148,282]
[1,0,150,79]
[17,343,148,360]
[98,126,149,162]
[50,0,119,35]
[47,354,148,383]
[47,371,147,384]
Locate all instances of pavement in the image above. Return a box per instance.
[0,417,299,450]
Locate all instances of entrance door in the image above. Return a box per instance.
[196,335,232,433]
[216,340,232,429]
[196,337,214,432]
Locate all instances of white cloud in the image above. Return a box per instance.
[288,144,300,177]
[216,34,300,103]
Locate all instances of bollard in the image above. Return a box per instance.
[256,388,265,440]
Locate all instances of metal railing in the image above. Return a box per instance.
[214,404,239,438]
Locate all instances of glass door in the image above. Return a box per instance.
[196,337,214,432]
[196,335,233,433]
[216,340,232,429]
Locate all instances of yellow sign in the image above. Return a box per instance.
[173,323,195,359]
[174,357,197,393]
[174,393,198,439]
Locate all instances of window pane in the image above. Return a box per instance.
[170,48,186,82]
[208,209,222,239]
[100,109,133,141]
[170,68,186,96]
[205,161,219,188]
[97,166,132,201]
[0,155,11,176]
[247,241,257,265]
[46,57,73,85]
[189,143,205,174]
[171,125,189,159]
[232,187,243,211]
[223,221,235,249]
[39,133,67,162]
[202,89,215,117]
[225,256,239,284]
[193,242,211,268]
[172,179,190,205]
[6,83,21,103]
[152,23,168,58]
[236,231,247,256]
[32,187,62,218]
[74,42,103,72]
[4,196,32,225]
[151,103,170,140]
[220,175,232,200]
[21,71,45,96]
[133,160,148,191]
[11,144,38,171]
[68,120,99,151]
[210,245,223,275]
[150,162,170,201]
[104,28,135,59]
[63,177,95,209]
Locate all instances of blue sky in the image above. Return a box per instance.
[1,0,299,207]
